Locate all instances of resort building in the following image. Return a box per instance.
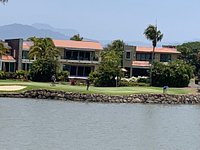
[1,38,181,78]
[2,39,103,77]
[123,45,181,77]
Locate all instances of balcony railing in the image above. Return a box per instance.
[61,56,99,61]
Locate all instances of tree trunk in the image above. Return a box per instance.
[150,46,155,86]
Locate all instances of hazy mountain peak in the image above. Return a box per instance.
[0,23,78,40]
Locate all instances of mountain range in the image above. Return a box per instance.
[0,23,180,46]
[0,23,78,40]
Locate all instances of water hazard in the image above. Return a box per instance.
[0,98,200,150]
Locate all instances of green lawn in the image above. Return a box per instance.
[0,80,195,95]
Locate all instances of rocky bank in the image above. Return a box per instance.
[1,89,200,104]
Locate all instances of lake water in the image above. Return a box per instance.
[0,98,200,150]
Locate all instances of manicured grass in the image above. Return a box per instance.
[0,80,195,95]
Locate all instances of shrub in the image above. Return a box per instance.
[57,71,69,82]
[5,72,17,79]
[29,59,58,82]
[88,71,99,84]
[0,71,5,79]
[152,60,194,87]
[118,80,149,87]
[16,70,28,80]
[137,76,150,83]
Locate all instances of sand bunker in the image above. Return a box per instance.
[0,85,26,91]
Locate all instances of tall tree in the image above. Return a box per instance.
[70,34,83,41]
[89,50,122,87]
[177,42,200,75]
[28,37,60,60]
[28,37,60,82]
[144,24,163,85]
[103,40,124,67]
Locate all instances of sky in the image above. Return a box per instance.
[0,0,200,44]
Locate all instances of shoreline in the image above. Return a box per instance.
[1,89,200,104]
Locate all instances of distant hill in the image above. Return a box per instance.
[0,23,78,40]
[32,23,79,37]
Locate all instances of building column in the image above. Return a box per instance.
[130,67,133,77]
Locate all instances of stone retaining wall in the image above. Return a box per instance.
[1,89,200,104]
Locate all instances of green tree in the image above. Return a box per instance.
[29,58,58,82]
[144,24,163,85]
[28,37,60,60]
[70,34,83,41]
[152,60,193,87]
[90,50,122,87]
[28,37,61,82]
[104,40,125,66]
[177,42,200,75]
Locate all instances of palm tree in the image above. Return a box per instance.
[28,37,60,60]
[144,24,163,85]
[70,34,83,41]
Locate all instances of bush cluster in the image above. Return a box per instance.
[118,76,149,87]
[152,60,194,87]
[29,59,58,82]
[0,70,29,80]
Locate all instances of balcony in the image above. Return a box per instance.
[60,56,99,64]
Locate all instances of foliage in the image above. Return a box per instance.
[28,37,60,82]
[57,71,69,81]
[70,34,83,41]
[152,60,194,87]
[89,50,122,87]
[28,37,60,60]
[118,80,149,87]
[137,77,150,83]
[103,40,124,66]
[144,24,163,85]
[0,71,5,79]
[5,72,17,79]
[0,42,9,57]
[177,41,200,75]
[144,25,163,47]
[29,58,58,82]
[16,70,28,80]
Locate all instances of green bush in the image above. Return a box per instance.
[5,72,17,79]
[118,80,149,87]
[0,71,5,79]
[57,71,69,81]
[16,70,28,80]
[152,60,193,87]
[137,77,150,83]
[29,59,58,82]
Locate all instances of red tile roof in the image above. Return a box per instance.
[132,61,151,67]
[53,40,103,50]
[136,46,180,54]
[2,55,15,61]
[23,40,103,50]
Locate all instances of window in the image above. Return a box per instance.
[22,50,29,59]
[65,50,72,59]
[136,53,151,61]
[160,54,171,62]
[125,51,131,59]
